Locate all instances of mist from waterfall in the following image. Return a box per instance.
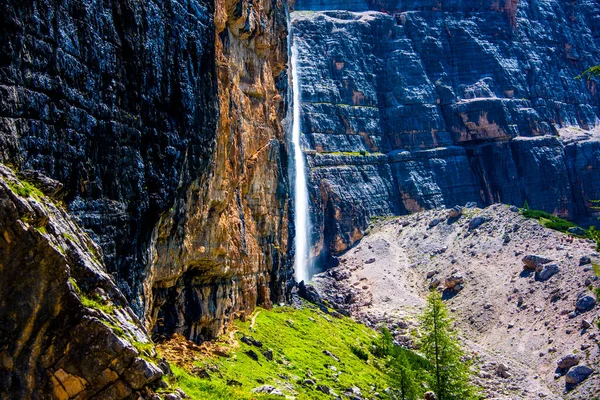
[291,42,311,284]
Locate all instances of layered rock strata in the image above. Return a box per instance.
[0,165,166,399]
[291,0,600,263]
[0,0,292,348]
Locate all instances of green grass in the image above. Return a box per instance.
[80,293,115,314]
[171,304,395,399]
[318,151,384,157]
[520,209,577,233]
[6,178,44,199]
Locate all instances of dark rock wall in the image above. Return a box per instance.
[0,0,292,348]
[0,0,218,312]
[0,166,165,399]
[291,0,600,262]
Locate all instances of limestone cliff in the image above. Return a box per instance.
[0,165,167,399]
[147,0,292,343]
[291,0,600,265]
[0,0,292,351]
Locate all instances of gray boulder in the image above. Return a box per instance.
[251,385,284,396]
[522,254,553,270]
[468,216,487,230]
[557,354,580,369]
[565,365,593,385]
[576,295,597,311]
[535,264,559,281]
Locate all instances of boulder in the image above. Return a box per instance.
[445,273,464,290]
[448,206,462,219]
[522,255,553,270]
[429,218,441,228]
[557,354,580,369]
[565,365,593,385]
[241,336,263,348]
[468,216,487,230]
[579,256,591,266]
[245,350,259,361]
[251,385,284,396]
[576,294,596,311]
[262,349,274,361]
[535,264,559,281]
[323,350,340,362]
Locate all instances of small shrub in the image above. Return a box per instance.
[350,345,369,361]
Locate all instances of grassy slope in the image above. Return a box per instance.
[171,304,392,399]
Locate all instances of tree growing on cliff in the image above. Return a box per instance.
[418,291,478,400]
[576,65,600,80]
[389,350,419,400]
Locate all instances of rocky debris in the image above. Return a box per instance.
[329,268,351,281]
[575,294,597,312]
[323,350,340,362]
[298,282,324,306]
[0,165,166,398]
[469,216,487,230]
[316,384,333,394]
[496,363,511,379]
[581,319,592,329]
[522,255,553,270]
[345,386,362,397]
[448,206,463,219]
[245,350,259,361]
[365,258,376,264]
[241,336,263,348]
[429,218,441,228]
[557,354,581,370]
[251,385,284,396]
[565,365,593,385]
[311,205,600,398]
[445,273,464,290]
[262,349,274,361]
[535,264,560,281]
[579,256,591,266]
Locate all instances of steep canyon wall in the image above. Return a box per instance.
[291,0,600,264]
[0,0,291,388]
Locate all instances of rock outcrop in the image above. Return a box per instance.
[291,0,600,264]
[0,0,292,347]
[0,165,166,399]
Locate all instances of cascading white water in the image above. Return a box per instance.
[291,42,311,284]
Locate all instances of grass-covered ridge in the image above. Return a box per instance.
[164,303,424,399]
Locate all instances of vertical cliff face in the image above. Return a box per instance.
[147,0,292,343]
[291,0,600,265]
[0,0,291,351]
[0,0,219,312]
[0,166,167,399]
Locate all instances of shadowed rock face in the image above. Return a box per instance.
[0,0,292,348]
[0,165,165,399]
[291,0,600,264]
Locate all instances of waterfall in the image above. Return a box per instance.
[291,42,311,284]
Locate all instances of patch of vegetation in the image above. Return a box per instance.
[35,226,47,235]
[418,291,480,400]
[81,293,115,315]
[318,151,383,156]
[62,232,76,242]
[171,304,396,399]
[6,177,44,199]
[575,65,600,80]
[520,208,577,233]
